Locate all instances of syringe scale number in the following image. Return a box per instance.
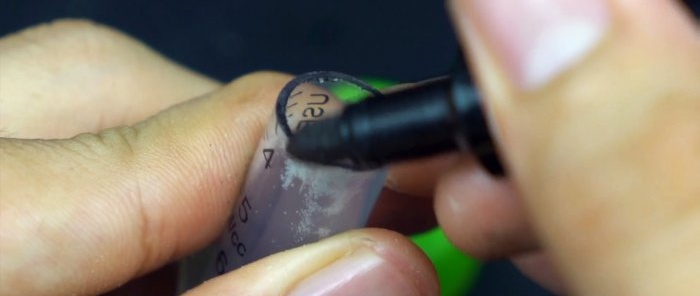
[215,195,252,274]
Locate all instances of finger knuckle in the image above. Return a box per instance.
[222,71,294,102]
[68,126,141,167]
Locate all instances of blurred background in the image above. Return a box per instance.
[2,1,698,295]
[2,0,462,82]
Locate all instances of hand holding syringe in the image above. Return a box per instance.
[179,72,389,288]
[218,72,387,272]
[1,0,698,294]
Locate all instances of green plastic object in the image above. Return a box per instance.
[412,228,481,296]
[328,77,393,103]
[334,77,481,296]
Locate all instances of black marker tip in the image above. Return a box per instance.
[287,118,353,167]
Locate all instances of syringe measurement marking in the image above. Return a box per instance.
[216,195,253,275]
[308,93,330,105]
[290,90,303,98]
[262,149,274,169]
[216,90,333,274]
[215,250,227,275]
[292,93,331,132]
[230,196,252,257]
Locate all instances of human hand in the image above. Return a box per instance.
[389,0,699,294]
[0,20,437,295]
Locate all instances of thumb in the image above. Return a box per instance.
[184,229,438,296]
[0,72,290,295]
[450,0,699,294]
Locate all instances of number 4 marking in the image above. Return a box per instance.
[263,149,275,169]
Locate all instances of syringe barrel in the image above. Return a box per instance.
[178,72,386,290]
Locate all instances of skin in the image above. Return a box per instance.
[1,0,698,294]
[393,0,700,294]
[0,20,437,296]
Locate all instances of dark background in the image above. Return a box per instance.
[2,1,698,295]
[2,0,462,82]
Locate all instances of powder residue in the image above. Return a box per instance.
[280,157,365,242]
[281,158,359,198]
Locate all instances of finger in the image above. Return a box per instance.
[386,152,462,197]
[0,72,290,295]
[0,19,220,138]
[366,187,437,235]
[512,252,566,295]
[371,153,458,236]
[451,0,700,294]
[385,152,535,253]
[365,154,460,237]
[434,156,537,259]
[184,229,438,296]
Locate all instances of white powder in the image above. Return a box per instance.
[280,158,362,241]
[280,158,358,198]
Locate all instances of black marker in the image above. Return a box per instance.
[285,65,505,175]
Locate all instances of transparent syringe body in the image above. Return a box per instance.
[178,72,386,289]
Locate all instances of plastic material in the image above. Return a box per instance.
[178,72,386,290]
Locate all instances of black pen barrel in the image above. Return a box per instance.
[342,77,460,168]
[287,74,504,175]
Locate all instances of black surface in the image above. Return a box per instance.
[2,1,698,296]
[471,261,554,296]
[1,0,458,82]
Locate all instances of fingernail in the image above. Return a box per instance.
[451,0,610,89]
[288,249,421,296]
